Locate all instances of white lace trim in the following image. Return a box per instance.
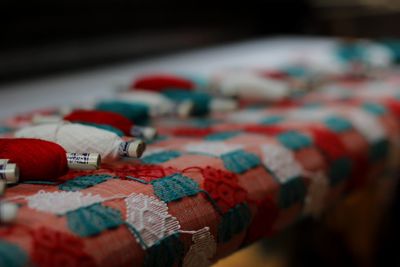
[303,171,329,218]
[185,141,243,157]
[27,190,105,215]
[261,143,303,183]
[347,108,386,142]
[183,227,217,267]
[125,193,180,249]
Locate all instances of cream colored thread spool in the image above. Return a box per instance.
[33,115,157,140]
[214,72,290,101]
[0,159,19,184]
[119,140,146,158]
[66,153,101,170]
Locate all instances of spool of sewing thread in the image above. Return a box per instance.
[0,139,101,183]
[131,74,195,91]
[117,90,193,117]
[0,159,19,184]
[34,110,157,140]
[15,123,145,162]
[211,71,290,101]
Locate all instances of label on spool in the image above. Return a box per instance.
[119,140,146,158]
[66,153,101,170]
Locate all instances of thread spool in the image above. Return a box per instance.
[131,74,194,92]
[0,139,101,183]
[15,123,145,162]
[64,110,157,140]
[212,71,290,101]
[0,159,19,184]
[117,90,193,118]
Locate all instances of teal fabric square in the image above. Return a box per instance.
[278,178,307,209]
[143,233,183,267]
[204,131,241,141]
[362,102,387,116]
[324,116,352,133]
[329,157,352,185]
[141,151,181,164]
[221,149,261,174]
[259,116,283,125]
[0,126,12,134]
[59,174,113,191]
[96,101,150,125]
[151,173,200,203]
[0,241,27,267]
[67,204,123,237]
[218,203,251,243]
[370,139,389,162]
[277,131,312,151]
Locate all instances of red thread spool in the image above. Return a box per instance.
[131,74,194,92]
[64,110,132,136]
[0,138,69,181]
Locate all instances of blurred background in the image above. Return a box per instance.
[2,0,400,83]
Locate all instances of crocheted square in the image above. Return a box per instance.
[141,150,182,164]
[125,193,180,248]
[27,190,105,215]
[370,139,389,161]
[183,227,217,267]
[278,178,307,209]
[184,141,243,157]
[329,157,352,185]
[151,173,200,203]
[362,102,387,116]
[66,203,123,237]
[0,240,27,267]
[59,174,113,191]
[277,131,312,151]
[260,143,303,183]
[201,167,248,213]
[218,203,251,243]
[259,115,284,125]
[143,233,183,267]
[221,149,261,174]
[324,116,353,133]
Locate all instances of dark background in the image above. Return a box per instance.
[1,0,400,82]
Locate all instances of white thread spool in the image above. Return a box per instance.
[14,123,146,162]
[212,71,290,101]
[0,159,19,184]
[118,90,193,117]
[32,115,158,141]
